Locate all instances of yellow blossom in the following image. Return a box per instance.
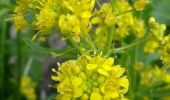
[161,34,170,67]
[36,6,57,33]
[20,76,36,100]
[28,0,47,11]
[52,55,129,100]
[141,66,167,87]
[134,0,149,11]
[148,17,166,41]
[144,39,159,53]
[144,17,166,54]
[132,18,146,38]
[12,13,28,31]
[59,14,80,35]
[14,0,29,13]
[58,0,95,37]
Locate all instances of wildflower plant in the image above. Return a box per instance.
[10,0,170,100]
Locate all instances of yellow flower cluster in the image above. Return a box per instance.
[141,66,170,87]
[52,55,129,100]
[13,0,95,41]
[12,13,28,31]
[91,1,146,49]
[12,0,30,31]
[59,0,95,38]
[13,0,148,44]
[161,34,170,67]
[144,17,166,53]
[20,76,36,100]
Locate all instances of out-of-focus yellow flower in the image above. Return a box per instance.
[12,13,28,31]
[141,66,168,87]
[148,17,166,41]
[134,0,149,11]
[134,62,143,71]
[161,34,170,67]
[36,6,57,33]
[162,96,170,100]
[39,36,47,43]
[28,0,47,11]
[164,72,170,83]
[98,3,115,26]
[106,1,133,40]
[52,55,129,100]
[132,18,146,38]
[20,76,36,100]
[144,17,166,54]
[144,39,159,53]
[14,0,29,13]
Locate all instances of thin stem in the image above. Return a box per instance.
[50,48,76,58]
[96,0,102,8]
[86,34,96,51]
[66,37,79,50]
[23,57,33,76]
[114,36,149,51]
[116,9,134,16]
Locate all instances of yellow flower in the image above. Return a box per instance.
[28,0,47,11]
[20,76,36,100]
[52,55,129,100]
[59,14,80,35]
[36,6,57,33]
[148,17,166,41]
[144,39,159,53]
[161,34,170,67]
[12,13,28,31]
[144,17,166,54]
[58,0,95,37]
[14,0,29,13]
[134,0,149,11]
[132,18,146,38]
[140,66,167,87]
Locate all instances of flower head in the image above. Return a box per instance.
[20,76,36,100]
[52,55,129,100]
[14,0,29,13]
[134,0,149,11]
[144,17,166,54]
[141,66,166,87]
[36,6,57,33]
[161,34,170,67]
[12,13,28,31]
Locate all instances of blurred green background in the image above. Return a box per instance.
[1,0,170,100]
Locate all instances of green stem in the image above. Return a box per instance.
[86,34,96,51]
[17,31,23,100]
[103,27,114,56]
[0,17,7,100]
[96,0,102,8]
[23,57,33,76]
[114,37,149,52]
[116,9,134,16]
[67,37,79,50]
